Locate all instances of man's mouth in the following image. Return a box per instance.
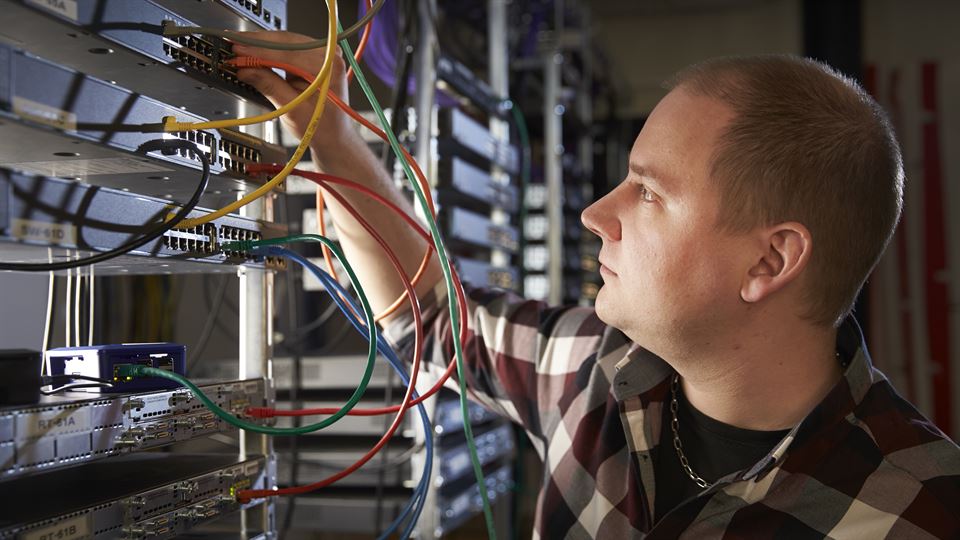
[599,262,617,277]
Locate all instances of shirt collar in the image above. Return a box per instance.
[615,317,880,481]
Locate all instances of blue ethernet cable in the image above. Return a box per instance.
[258,246,431,539]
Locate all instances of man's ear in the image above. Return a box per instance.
[740,222,812,304]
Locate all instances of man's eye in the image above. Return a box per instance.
[638,184,656,202]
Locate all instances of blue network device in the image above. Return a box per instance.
[46,343,187,393]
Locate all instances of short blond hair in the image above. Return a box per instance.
[668,55,904,326]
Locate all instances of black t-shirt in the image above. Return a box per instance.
[654,383,790,523]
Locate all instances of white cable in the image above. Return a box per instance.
[41,249,55,375]
[74,266,82,347]
[88,266,95,346]
[65,263,73,348]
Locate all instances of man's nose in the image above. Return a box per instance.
[581,194,621,242]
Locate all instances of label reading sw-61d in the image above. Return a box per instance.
[21,514,90,540]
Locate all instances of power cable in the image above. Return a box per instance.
[0,139,210,272]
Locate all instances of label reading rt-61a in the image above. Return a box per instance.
[17,407,91,440]
[11,218,77,246]
[21,514,90,540]
[25,0,79,22]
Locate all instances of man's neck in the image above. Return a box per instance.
[675,318,841,432]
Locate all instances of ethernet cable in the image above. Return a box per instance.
[168,0,339,229]
[161,0,385,51]
[117,234,380,436]
[224,170,464,419]
[40,374,113,395]
[338,30,499,540]
[0,140,210,272]
[226,59,436,322]
[236,247,430,539]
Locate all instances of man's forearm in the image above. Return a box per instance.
[311,134,444,323]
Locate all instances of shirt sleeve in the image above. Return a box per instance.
[382,281,611,444]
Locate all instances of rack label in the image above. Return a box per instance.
[25,0,79,22]
[11,218,77,246]
[17,407,91,440]
[21,514,90,540]
[13,97,77,132]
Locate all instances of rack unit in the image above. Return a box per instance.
[0,0,280,118]
[0,0,285,538]
[0,454,268,539]
[1,169,287,273]
[0,378,266,480]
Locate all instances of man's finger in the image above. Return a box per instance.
[237,68,301,110]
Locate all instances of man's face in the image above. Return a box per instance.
[581,87,754,356]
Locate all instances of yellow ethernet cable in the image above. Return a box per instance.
[161,0,337,133]
[171,0,338,228]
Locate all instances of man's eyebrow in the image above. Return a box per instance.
[628,162,671,193]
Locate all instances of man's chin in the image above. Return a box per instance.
[593,288,615,324]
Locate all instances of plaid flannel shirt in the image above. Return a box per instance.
[385,284,960,539]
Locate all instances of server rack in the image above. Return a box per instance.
[0,1,286,538]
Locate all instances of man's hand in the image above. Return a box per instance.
[233,31,354,156]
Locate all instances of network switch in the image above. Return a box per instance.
[435,424,515,486]
[0,0,283,118]
[436,464,513,537]
[437,156,519,213]
[454,256,519,290]
[0,43,288,201]
[0,378,267,480]
[46,343,187,393]
[444,207,519,252]
[0,453,267,539]
[438,108,519,174]
[0,168,287,273]
[432,397,501,437]
[153,0,287,33]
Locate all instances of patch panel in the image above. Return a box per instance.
[0,454,266,540]
[0,0,277,118]
[1,168,287,274]
[160,32,258,98]
[0,378,267,480]
[160,222,287,269]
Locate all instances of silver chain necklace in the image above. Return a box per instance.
[669,353,845,490]
[670,374,710,488]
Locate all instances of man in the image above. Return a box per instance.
[236,33,959,538]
